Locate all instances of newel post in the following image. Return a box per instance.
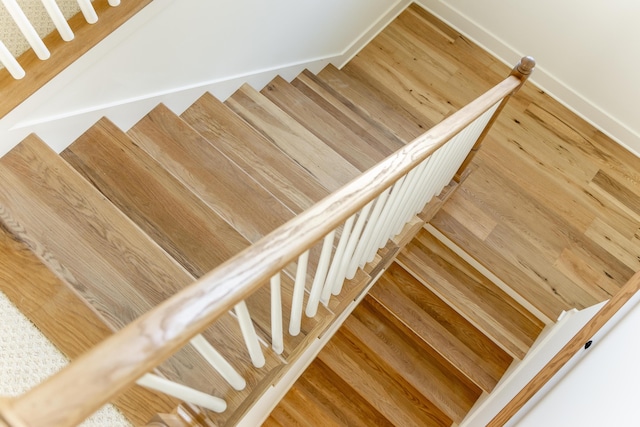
[453,56,536,181]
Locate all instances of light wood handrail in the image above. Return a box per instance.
[488,270,640,426]
[0,0,153,119]
[0,59,533,427]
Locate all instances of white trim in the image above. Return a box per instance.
[414,0,640,158]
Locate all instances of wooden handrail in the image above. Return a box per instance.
[0,59,532,427]
[0,0,153,119]
[454,56,535,180]
[488,270,640,426]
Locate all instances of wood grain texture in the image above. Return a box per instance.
[0,135,230,411]
[371,263,512,393]
[225,85,360,191]
[318,329,453,426]
[181,92,331,214]
[344,296,481,423]
[261,76,388,171]
[0,0,153,119]
[397,229,544,359]
[128,103,295,244]
[0,225,179,426]
[293,70,405,154]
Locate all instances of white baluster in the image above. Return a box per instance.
[332,201,373,295]
[306,230,335,317]
[235,302,265,368]
[137,374,227,413]
[0,40,25,79]
[363,178,405,264]
[190,335,246,391]
[108,0,121,6]
[320,214,355,305]
[2,0,50,59]
[76,0,98,23]
[347,188,391,278]
[289,250,309,336]
[270,273,283,354]
[41,0,74,41]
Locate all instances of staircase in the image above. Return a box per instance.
[264,228,543,426]
[0,5,544,426]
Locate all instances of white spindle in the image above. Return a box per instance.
[2,0,50,59]
[363,178,405,264]
[0,40,25,79]
[270,273,284,354]
[306,230,335,317]
[137,374,227,413]
[390,159,432,237]
[235,302,266,368]
[332,200,373,295]
[289,250,309,336]
[190,335,246,391]
[289,250,309,337]
[384,167,421,242]
[41,0,74,41]
[76,0,98,23]
[347,187,392,278]
[320,214,355,305]
[108,0,121,6]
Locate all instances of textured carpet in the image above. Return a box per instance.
[0,290,131,426]
[0,0,81,68]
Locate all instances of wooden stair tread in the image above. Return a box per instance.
[62,117,248,278]
[62,117,332,361]
[0,135,227,396]
[0,226,178,426]
[225,84,361,191]
[128,103,294,244]
[281,359,391,427]
[180,92,330,214]
[293,70,405,155]
[371,262,512,392]
[397,228,544,358]
[316,64,425,143]
[318,328,453,427]
[344,296,480,423]
[62,118,294,421]
[261,75,387,172]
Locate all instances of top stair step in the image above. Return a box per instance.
[316,64,427,143]
[293,70,404,155]
[397,228,545,359]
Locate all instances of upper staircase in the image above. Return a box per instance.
[0,5,545,426]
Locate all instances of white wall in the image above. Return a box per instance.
[417,0,640,156]
[0,0,408,155]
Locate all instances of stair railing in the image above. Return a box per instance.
[0,57,535,427]
[0,0,152,119]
